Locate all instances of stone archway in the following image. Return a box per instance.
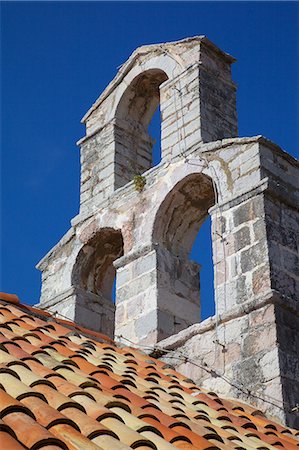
[113,69,168,187]
[72,228,123,299]
[153,173,215,257]
[71,228,124,337]
[113,168,218,345]
[152,172,216,335]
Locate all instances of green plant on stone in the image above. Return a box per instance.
[133,175,146,192]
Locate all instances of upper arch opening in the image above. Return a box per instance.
[116,69,168,130]
[113,69,169,188]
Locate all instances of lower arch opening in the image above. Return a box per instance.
[152,172,216,337]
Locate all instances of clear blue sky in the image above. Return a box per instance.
[1,2,298,320]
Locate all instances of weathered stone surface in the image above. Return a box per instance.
[157,301,299,426]
[36,36,299,428]
[240,241,268,273]
[234,225,251,252]
[233,196,264,227]
[252,263,271,295]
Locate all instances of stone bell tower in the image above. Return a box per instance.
[36,36,298,427]
[37,36,238,336]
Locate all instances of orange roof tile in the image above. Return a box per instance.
[0,295,298,450]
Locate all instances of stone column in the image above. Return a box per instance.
[78,119,154,212]
[114,247,158,344]
[210,188,271,315]
[156,245,201,336]
[160,65,202,160]
[78,122,116,210]
[114,244,201,345]
[160,53,237,161]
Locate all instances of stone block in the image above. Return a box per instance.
[114,302,126,324]
[240,241,268,273]
[268,241,281,263]
[126,290,157,318]
[116,266,132,288]
[214,259,229,286]
[233,196,264,227]
[259,348,280,382]
[264,197,281,224]
[134,309,158,341]
[271,266,296,300]
[228,254,239,278]
[235,274,251,304]
[242,324,276,357]
[240,153,260,176]
[232,355,264,392]
[282,248,299,277]
[158,289,200,322]
[253,218,266,242]
[234,170,261,195]
[117,270,156,301]
[223,315,248,344]
[267,221,297,252]
[249,304,275,328]
[132,252,157,278]
[252,263,271,296]
[234,225,251,252]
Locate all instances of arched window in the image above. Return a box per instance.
[153,172,216,332]
[114,69,168,187]
[72,228,124,336]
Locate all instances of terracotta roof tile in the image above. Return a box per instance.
[0,293,20,305]
[0,297,298,449]
[0,428,27,450]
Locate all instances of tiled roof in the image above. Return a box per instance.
[0,293,298,450]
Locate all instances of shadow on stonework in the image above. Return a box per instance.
[71,228,124,337]
[152,172,216,335]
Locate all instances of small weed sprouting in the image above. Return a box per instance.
[133,175,146,192]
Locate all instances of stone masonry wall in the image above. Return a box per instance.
[39,136,274,340]
[211,192,270,315]
[78,37,237,215]
[154,143,299,427]
[156,303,286,424]
[79,123,115,206]
[115,245,201,344]
[37,37,299,427]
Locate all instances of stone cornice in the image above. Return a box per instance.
[153,290,299,353]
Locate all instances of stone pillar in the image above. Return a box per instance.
[260,146,299,426]
[156,245,201,335]
[78,122,116,209]
[210,189,271,315]
[114,248,158,344]
[36,283,115,338]
[160,52,237,160]
[160,66,202,160]
[114,245,201,344]
[78,118,154,212]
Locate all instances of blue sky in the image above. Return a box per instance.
[1,2,298,320]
